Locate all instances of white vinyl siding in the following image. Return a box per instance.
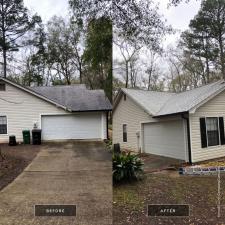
[142,119,187,160]
[190,89,225,162]
[113,93,152,151]
[0,83,106,142]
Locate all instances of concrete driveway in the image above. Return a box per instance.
[140,153,184,173]
[0,141,112,225]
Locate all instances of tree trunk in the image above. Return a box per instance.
[1,2,6,78]
[219,35,225,79]
[3,48,6,78]
[206,57,210,83]
[130,62,134,87]
[65,67,71,85]
[66,77,71,85]
[125,61,129,88]
[147,68,152,91]
[79,63,82,83]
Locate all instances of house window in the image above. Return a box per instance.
[0,116,7,134]
[206,117,219,146]
[200,117,225,148]
[123,124,127,142]
[0,83,5,91]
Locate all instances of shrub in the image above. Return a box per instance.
[113,152,144,183]
[105,139,112,152]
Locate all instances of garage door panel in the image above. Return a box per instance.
[41,114,102,140]
[143,120,186,160]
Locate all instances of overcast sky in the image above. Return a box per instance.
[158,0,201,47]
[24,0,69,23]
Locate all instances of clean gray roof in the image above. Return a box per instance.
[120,80,225,117]
[121,88,174,115]
[29,85,112,112]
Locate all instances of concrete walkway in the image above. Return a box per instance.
[0,142,112,225]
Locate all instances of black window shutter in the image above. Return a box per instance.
[219,117,225,145]
[200,118,207,148]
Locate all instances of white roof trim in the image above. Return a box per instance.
[0,77,68,111]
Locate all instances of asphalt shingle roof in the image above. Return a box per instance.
[121,88,174,115]
[30,85,112,112]
[121,80,225,117]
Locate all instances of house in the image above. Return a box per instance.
[113,80,225,163]
[0,77,112,143]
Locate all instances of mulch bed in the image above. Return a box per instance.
[0,144,40,191]
[195,157,225,167]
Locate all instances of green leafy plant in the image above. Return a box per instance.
[113,152,144,183]
[105,139,112,152]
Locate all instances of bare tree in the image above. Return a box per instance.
[143,51,160,90]
[129,55,141,88]
[114,36,141,88]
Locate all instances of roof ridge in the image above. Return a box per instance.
[155,80,225,116]
[176,80,223,94]
[123,80,223,95]
[30,84,86,88]
[122,87,175,94]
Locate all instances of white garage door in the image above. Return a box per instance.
[41,113,103,140]
[143,120,186,160]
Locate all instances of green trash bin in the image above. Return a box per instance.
[22,130,30,144]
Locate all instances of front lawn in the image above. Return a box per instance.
[113,171,225,224]
[0,144,40,190]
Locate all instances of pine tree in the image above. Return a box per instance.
[0,0,40,77]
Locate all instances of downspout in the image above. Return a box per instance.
[181,113,192,164]
[106,111,109,140]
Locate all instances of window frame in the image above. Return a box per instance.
[0,116,8,135]
[205,117,220,147]
[122,124,127,142]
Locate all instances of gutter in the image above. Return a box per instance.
[71,109,112,113]
[181,113,192,164]
[153,111,188,118]
[106,111,109,140]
